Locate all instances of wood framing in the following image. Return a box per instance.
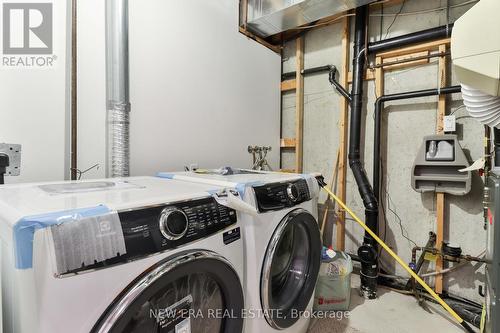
[376,38,450,59]
[280,138,296,148]
[295,36,305,173]
[435,43,448,294]
[281,79,296,92]
[382,50,430,71]
[336,16,350,251]
[239,27,282,54]
[348,70,375,83]
[375,56,384,98]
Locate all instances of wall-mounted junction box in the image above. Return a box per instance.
[411,134,471,195]
[443,115,456,132]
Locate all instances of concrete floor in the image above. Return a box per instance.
[307,278,475,333]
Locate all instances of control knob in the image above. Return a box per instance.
[286,183,300,202]
[159,207,189,240]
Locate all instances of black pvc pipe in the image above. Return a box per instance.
[327,14,458,301]
[349,5,379,299]
[372,86,462,200]
[328,68,352,102]
[282,65,333,80]
[368,24,453,54]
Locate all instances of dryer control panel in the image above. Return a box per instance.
[253,179,310,212]
[64,197,237,275]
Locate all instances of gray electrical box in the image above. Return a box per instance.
[486,172,500,333]
[411,134,471,195]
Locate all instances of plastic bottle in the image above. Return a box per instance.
[313,246,353,311]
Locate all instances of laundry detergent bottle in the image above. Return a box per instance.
[313,246,353,311]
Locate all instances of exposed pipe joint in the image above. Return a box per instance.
[106,0,131,177]
[328,67,351,102]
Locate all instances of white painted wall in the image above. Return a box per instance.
[0,0,70,183]
[78,0,280,178]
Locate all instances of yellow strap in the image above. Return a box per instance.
[321,186,464,324]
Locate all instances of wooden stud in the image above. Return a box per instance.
[281,79,296,92]
[435,44,447,294]
[280,168,296,173]
[435,192,445,293]
[437,44,447,135]
[241,0,248,29]
[382,50,430,71]
[376,38,450,59]
[280,138,296,148]
[375,56,384,98]
[347,70,375,83]
[295,36,305,173]
[321,150,340,240]
[336,16,350,251]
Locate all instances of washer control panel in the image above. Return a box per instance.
[120,197,237,258]
[65,197,237,274]
[253,179,310,212]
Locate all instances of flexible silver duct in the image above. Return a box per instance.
[461,84,500,128]
[105,0,130,177]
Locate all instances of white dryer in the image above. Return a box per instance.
[0,176,245,333]
[158,169,322,333]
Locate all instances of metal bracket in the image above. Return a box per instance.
[0,143,21,176]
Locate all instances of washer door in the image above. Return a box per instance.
[92,251,244,333]
[261,209,321,329]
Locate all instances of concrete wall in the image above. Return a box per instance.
[282,0,484,302]
[78,0,281,178]
[0,0,70,183]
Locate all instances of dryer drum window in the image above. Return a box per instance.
[92,251,244,333]
[261,209,322,329]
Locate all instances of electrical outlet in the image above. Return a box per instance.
[444,115,456,132]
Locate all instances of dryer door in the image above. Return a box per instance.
[92,251,244,333]
[261,208,321,329]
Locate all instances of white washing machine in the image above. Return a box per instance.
[158,169,322,333]
[0,176,245,333]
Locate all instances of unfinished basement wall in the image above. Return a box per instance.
[281,0,483,302]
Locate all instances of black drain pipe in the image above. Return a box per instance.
[372,86,462,200]
[367,24,453,54]
[329,12,456,300]
[349,5,379,299]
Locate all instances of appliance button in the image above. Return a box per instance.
[159,207,189,240]
[286,183,300,202]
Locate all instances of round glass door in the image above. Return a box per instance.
[92,251,244,333]
[261,209,321,329]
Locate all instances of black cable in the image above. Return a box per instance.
[450,104,466,115]
[380,160,418,248]
[384,0,406,39]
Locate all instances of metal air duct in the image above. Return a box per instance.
[246,0,377,37]
[105,0,131,177]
